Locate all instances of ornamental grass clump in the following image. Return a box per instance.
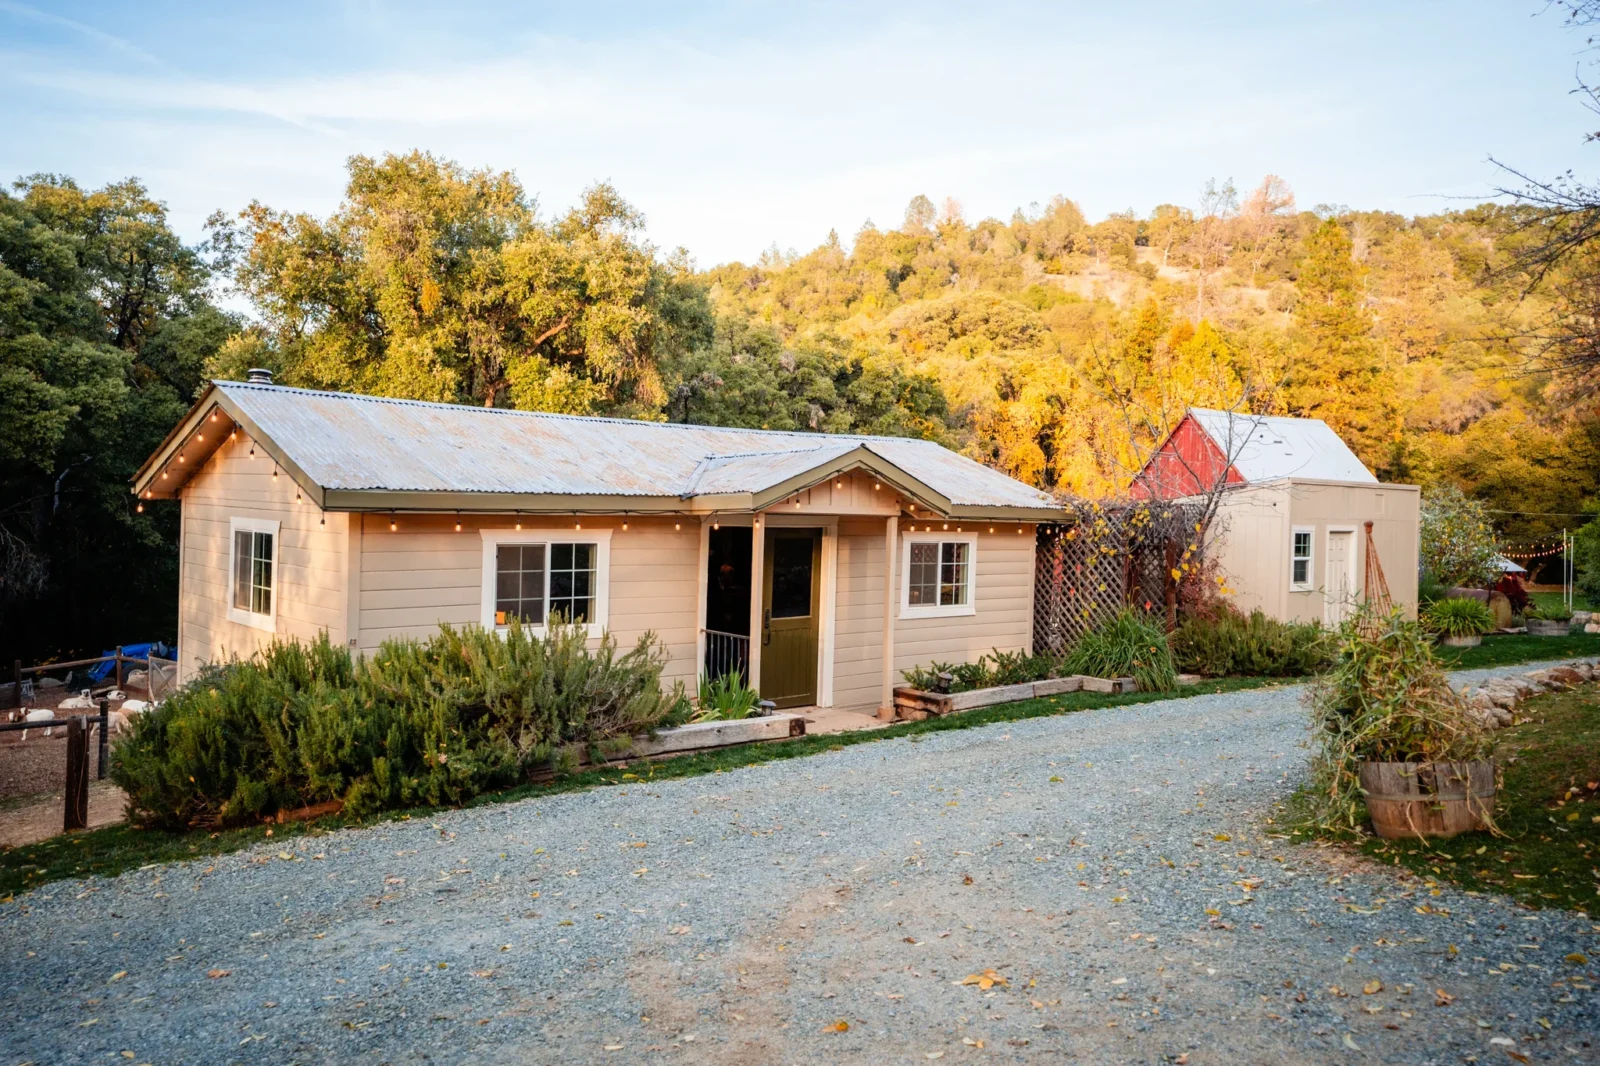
[1061,608,1177,692]
[113,620,683,829]
[1305,606,1494,832]
[1420,597,1496,639]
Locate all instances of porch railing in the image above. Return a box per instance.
[702,629,750,684]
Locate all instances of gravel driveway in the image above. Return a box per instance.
[3,663,1597,1065]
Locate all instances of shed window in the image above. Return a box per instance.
[901,532,977,618]
[227,517,279,631]
[1291,528,1314,589]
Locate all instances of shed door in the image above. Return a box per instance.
[761,529,821,708]
[1325,530,1356,625]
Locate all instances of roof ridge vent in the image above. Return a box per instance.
[246,368,274,385]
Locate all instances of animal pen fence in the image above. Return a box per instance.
[1032,499,1210,656]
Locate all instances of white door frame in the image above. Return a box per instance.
[701,513,837,707]
[1324,525,1358,626]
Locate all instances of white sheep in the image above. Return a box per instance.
[20,708,55,740]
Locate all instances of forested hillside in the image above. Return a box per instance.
[3,153,1596,659]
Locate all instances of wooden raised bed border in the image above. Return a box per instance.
[893,675,1137,720]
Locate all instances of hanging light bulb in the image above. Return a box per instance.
[989,526,995,534]
[272,465,278,480]
[319,512,326,527]
[144,490,152,499]
[674,521,681,531]
[178,453,185,464]
[873,482,880,491]
[621,519,629,531]
[295,487,301,503]
[454,512,462,532]
[712,520,720,531]
[389,514,397,532]
[197,432,204,441]
[136,502,144,513]
[230,429,237,441]
[161,469,168,480]
[942,522,949,531]
[248,442,255,458]
[574,521,582,530]
[210,410,218,422]
[515,519,522,530]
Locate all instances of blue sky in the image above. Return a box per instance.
[0,1,1591,266]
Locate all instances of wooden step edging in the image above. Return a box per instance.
[893,675,1137,720]
[628,713,808,758]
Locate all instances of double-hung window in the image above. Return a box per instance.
[481,528,610,633]
[1291,527,1314,590]
[901,531,977,618]
[228,517,279,631]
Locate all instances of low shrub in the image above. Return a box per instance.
[1525,601,1573,623]
[1304,606,1494,831]
[112,621,683,829]
[1420,596,1496,638]
[902,649,1058,692]
[1170,608,1331,678]
[1061,609,1177,693]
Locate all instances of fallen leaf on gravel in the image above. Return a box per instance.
[904,937,921,944]
[963,1037,984,1047]
[109,971,127,982]
[1213,833,1231,842]
[1566,953,1588,965]
[925,1054,944,1060]
[962,969,1008,990]
[1489,1037,1515,1047]
[471,970,494,978]
[206,969,230,979]
[1343,1033,1361,1051]
[602,1045,623,1052]
[1363,980,1383,995]
[670,925,691,935]
[1434,988,1455,1006]
[1174,1056,1189,1065]
[1203,908,1220,916]
[962,875,974,885]
[1507,1053,1530,1064]
[827,1020,849,1032]
[1049,776,1062,783]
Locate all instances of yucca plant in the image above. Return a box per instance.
[1420,596,1495,638]
[1061,608,1178,692]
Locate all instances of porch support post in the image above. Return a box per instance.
[879,514,898,720]
[748,517,764,693]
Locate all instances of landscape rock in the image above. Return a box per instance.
[1547,666,1586,687]
[1573,610,1593,625]
[35,676,63,689]
[1587,622,1600,634]
[125,668,148,688]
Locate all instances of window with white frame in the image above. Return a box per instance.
[481,529,610,632]
[901,532,977,618]
[228,517,279,630]
[1291,527,1314,589]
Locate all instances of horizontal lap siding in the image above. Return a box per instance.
[357,515,701,689]
[834,519,888,710]
[178,435,351,683]
[893,529,1035,678]
[832,520,1037,710]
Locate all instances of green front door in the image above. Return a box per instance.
[761,528,821,708]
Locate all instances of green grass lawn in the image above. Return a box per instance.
[1292,684,1600,913]
[1434,631,1600,670]
[0,676,1279,898]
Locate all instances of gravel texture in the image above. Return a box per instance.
[3,661,1598,1065]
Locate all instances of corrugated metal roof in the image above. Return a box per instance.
[210,381,1058,510]
[1188,408,1377,485]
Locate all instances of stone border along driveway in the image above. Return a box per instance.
[1,658,1596,1065]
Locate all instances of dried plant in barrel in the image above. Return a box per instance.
[1306,605,1497,839]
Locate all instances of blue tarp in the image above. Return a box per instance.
[87,641,173,683]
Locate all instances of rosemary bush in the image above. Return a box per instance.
[113,620,683,829]
[1170,608,1331,678]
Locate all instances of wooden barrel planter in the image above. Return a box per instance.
[1439,634,1482,647]
[1526,619,1570,637]
[1358,760,1496,839]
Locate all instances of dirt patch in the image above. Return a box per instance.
[0,779,126,847]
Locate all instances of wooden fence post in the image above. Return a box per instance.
[64,716,89,831]
[114,647,124,690]
[97,698,110,780]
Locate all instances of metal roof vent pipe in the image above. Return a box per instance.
[246,368,274,385]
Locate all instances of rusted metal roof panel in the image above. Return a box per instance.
[210,382,1058,510]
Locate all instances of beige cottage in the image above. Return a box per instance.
[1133,409,1419,624]
[133,377,1062,719]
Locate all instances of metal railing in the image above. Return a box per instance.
[703,629,750,683]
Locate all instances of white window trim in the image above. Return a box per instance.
[227,516,280,632]
[899,530,978,619]
[1290,525,1315,592]
[480,528,612,636]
